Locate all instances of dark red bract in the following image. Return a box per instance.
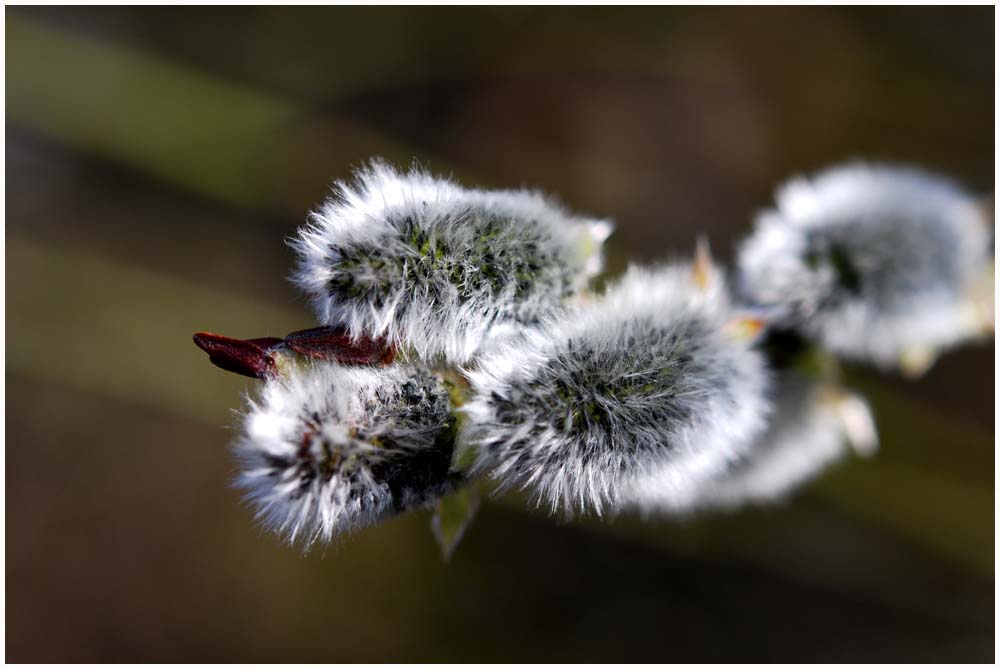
[192,332,280,379]
[193,326,395,379]
[283,326,396,366]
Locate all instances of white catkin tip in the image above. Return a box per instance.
[234,362,458,548]
[462,261,771,516]
[830,390,879,456]
[290,159,613,364]
[736,161,993,370]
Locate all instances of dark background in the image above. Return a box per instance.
[6,6,994,662]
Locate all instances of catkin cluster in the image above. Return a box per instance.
[195,159,993,551]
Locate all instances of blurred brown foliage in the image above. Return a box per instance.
[6,6,994,662]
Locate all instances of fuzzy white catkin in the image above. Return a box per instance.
[462,263,771,516]
[292,160,613,364]
[638,372,871,513]
[234,362,457,546]
[737,162,992,369]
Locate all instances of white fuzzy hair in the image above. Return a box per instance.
[462,263,771,516]
[292,160,613,364]
[700,381,867,508]
[737,162,991,369]
[643,373,870,513]
[234,362,457,547]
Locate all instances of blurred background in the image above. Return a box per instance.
[6,6,994,662]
